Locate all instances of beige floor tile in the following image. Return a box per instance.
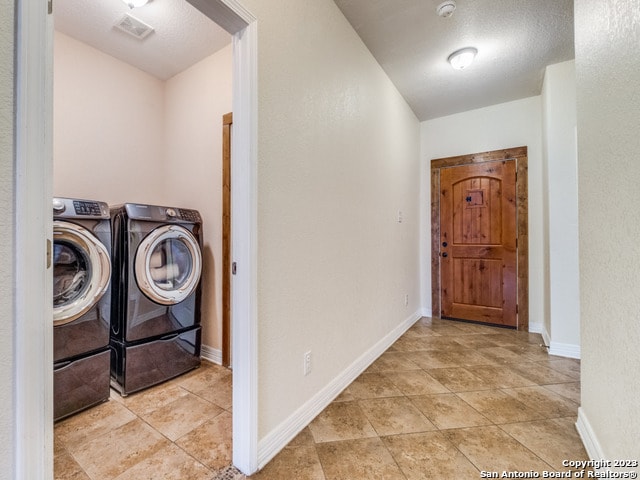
[544,358,581,380]
[456,390,545,424]
[502,386,579,418]
[69,418,170,480]
[500,417,589,470]
[54,451,90,480]
[508,362,576,385]
[55,399,137,450]
[396,336,462,353]
[452,322,507,335]
[316,437,405,480]
[365,351,422,372]
[288,427,316,447]
[410,393,491,430]
[176,361,233,393]
[425,323,473,336]
[249,446,325,480]
[402,323,443,338]
[383,431,480,479]
[465,365,537,389]
[333,389,356,402]
[113,383,190,417]
[474,333,523,347]
[476,346,526,364]
[512,331,545,345]
[425,367,491,392]
[444,425,552,473]
[308,401,377,443]
[191,373,233,411]
[504,343,551,361]
[384,370,450,396]
[408,350,466,369]
[176,411,233,471]
[141,392,223,441]
[451,335,502,349]
[358,396,436,435]
[113,443,212,480]
[343,373,403,399]
[543,382,581,404]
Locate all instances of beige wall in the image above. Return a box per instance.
[420,97,544,330]
[53,32,166,205]
[164,44,233,350]
[240,0,421,439]
[0,0,15,475]
[53,32,232,352]
[575,0,640,462]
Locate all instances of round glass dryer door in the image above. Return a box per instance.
[134,225,202,305]
[53,221,111,326]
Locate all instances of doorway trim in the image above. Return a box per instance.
[222,112,232,367]
[15,0,259,477]
[430,146,529,331]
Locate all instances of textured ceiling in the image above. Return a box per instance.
[334,0,575,120]
[54,0,231,81]
[55,0,574,120]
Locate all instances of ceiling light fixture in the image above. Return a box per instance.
[436,1,457,18]
[447,47,478,70]
[122,0,149,8]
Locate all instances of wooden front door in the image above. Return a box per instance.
[439,160,517,327]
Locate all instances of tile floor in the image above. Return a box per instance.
[54,360,236,479]
[251,317,587,479]
[54,317,588,480]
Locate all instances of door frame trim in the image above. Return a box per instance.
[222,112,232,367]
[430,146,529,331]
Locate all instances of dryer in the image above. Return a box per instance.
[110,203,203,395]
[52,197,112,421]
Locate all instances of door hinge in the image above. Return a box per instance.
[516,304,519,314]
[516,237,518,249]
[46,238,52,268]
[48,0,53,14]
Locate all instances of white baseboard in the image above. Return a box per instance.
[256,309,422,469]
[576,407,605,460]
[549,341,581,359]
[421,307,433,318]
[534,324,580,359]
[200,344,223,365]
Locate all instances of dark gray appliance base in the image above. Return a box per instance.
[54,349,111,421]
[110,326,201,396]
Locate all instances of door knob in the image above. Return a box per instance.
[442,242,448,247]
[442,252,448,258]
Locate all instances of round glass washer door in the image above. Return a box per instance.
[53,220,111,326]
[134,225,202,306]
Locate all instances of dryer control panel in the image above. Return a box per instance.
[123,203,202,224]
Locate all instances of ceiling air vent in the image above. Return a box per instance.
[114,13,155,40]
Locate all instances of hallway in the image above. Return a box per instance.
[252,317,586,479]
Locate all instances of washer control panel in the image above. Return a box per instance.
[73,200,104,216]
[53,197,109,219]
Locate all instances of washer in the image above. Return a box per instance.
[52,197,112,421]
[110,203,203,395]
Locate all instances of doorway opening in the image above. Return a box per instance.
[14,0,258,476]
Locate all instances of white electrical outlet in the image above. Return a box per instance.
[304,351,312,376]
[404,294,409,307]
